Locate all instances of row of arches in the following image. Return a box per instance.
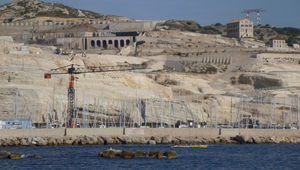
[201,57,231,64]
[90,39,131,49]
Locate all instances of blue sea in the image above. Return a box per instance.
[1,144,300,170]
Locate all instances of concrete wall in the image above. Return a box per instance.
[1,128,299,138]
[0,20,161,34]
[221,128,300,137]
[257,53,300,64]
[125,128,220,137]
[0,129,65,137]
[67,128,124,136]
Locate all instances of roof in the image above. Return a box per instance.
[227,18,251,24]
[271,37,286,41]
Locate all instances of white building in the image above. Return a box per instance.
[271,38,288,49]
[227,18,254,39]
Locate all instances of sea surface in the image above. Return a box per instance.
[0,144,300,170]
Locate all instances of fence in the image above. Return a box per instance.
[2,87,300,129]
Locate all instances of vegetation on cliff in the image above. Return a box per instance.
[159,20,222,34]
[254,25,300,46]
[0,0,125,23]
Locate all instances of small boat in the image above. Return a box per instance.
[172,144,208,148]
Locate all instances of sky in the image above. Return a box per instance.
[1,0,300,28]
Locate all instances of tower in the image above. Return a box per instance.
[241,9,264,26]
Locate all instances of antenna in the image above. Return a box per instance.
[241,9,264,25]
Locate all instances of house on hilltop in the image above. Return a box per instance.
[227,18,254,39]
[271,37,288,49]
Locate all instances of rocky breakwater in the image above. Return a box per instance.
[99,148,178,159]
[0,151,25,159]
[1,135,300,147]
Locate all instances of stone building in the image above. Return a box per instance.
[55,31,136,51]
[227,18,254,39]
[0,19,163,53]
[271,38,287,49]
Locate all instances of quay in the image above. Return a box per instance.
[0,128,300,146]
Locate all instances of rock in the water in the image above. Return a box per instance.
[47,137,58,146]
[0,151,11,158]
[134,150,144,158]
[34,154,41,159]
[102,136,114,145]
[164,151,177,159]
[36,137,47,146]
[9,153,25,159]
[148,140,156,145]
[97,136,104,145]
[144,152,150,157]
[102,149,119,158]
[131,136,147,144]
[161,135,173,144]
[120,150,134,159]
[151,136,162,144]
[149,151,163,159]
[157,152,163,159]
[231,135,246,144]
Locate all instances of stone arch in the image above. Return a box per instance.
[97,40,101,47]
[108,40,113,44]
[224,58,228,64]
[114,40,119,48]
[120,40,125,47]
[103,40,107,49]
[126,39,130,46]
[91,40,95,48]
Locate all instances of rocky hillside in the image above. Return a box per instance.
[159,20,300,46]
[157,20,222,35]
[0,0,126,23]
[254,25,300,46]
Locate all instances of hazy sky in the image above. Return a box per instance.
[1,0,300,28]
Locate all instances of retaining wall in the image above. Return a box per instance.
[0,128,299,138]
[125,128,219,138]
[221,128,300,137]
[0,129,65,137]
[67,128,124,136]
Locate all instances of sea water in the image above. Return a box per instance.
[0,144,300,169]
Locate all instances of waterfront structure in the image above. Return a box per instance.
[0,119,33,129]
[227,18,254,39]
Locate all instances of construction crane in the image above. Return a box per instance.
[241,9,264,26]
[44,63,147,128]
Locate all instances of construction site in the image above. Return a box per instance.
[1,0,300,131]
